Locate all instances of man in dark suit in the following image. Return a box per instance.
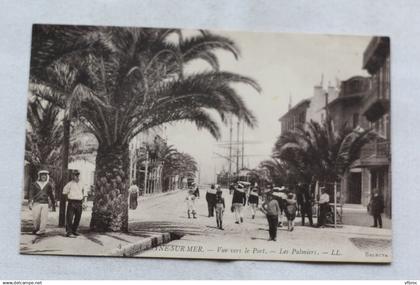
[370,188,385,228]
[299,183,313,226]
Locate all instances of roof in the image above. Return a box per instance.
[327,75,371,108]
[279,98,311,122]
[327,93,364,108]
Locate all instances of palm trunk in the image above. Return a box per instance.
[90,143,130,232]
[58,118,70,227]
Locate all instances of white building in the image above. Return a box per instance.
[306,85,339,124]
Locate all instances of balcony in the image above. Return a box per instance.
[359,141,390,167]
[363,37,390,74]
[361,85,390,122]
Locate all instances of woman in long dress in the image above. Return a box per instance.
[129,183,139,210]
[285,192,297,231]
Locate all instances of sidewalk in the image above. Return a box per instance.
[20,190,183,257]
[342,204,392,229]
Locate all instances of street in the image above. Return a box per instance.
[19,186,392,262]
[133,187,392,262]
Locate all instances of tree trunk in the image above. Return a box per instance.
[90,143,130,232]
[58,118,70,227]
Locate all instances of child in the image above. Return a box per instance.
[285,192,297,231]
[185,189,197,219]
[248,187,259,219]
[215,189,225,230]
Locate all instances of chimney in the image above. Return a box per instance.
[288,94,292,111]
[328,85,336,101]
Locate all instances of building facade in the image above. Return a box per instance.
[277,37,391,218]
[280,84,339,135]
[360,37,391,217]
[279,99,311,134]
[327,76,372,206]
[327,37,391,217]
[306,85,338,124]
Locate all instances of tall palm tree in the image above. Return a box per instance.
[158,144,181,192]
[25,97,63,181]
[273,119,374,187]
[29,25,261,232]
[173,152,198,187]
[30,59,108,226]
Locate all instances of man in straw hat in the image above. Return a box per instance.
[28,169,55,235]
[62,169,85,237]
[261,191,281,241]
[231,182,246,224]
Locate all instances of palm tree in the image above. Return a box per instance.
[173,152,198,188]
[158,144,182,192]
[25,97,63,185]
[29,25,261,232]
[258,158,293,186]
[30,59,108,226]
[29,25,111,225]
[273,119,374,187]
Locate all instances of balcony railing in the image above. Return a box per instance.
[360,141,390,160]
[361,84,390,122]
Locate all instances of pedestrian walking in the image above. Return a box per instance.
[128,182,139,210]
[215,188,225,230]
[272,186,287,227]
[285,192,297,231]
[231,183,247,224]
[62,169,85,238]
[193,182,200,198]
[229,183,235,195]
[185,189,197,219]
[206,184,217,217]
[299,184,314,227]
[261,192,281,241]
[248,186,259,219]
[28,169,56,235]
[317,187,330,228]
[368,188,385,228]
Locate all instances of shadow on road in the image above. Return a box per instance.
[129,221,203,236]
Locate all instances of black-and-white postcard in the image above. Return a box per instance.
[20,24,391,263]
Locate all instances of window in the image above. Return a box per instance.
[299,111,305,124]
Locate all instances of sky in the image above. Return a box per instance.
[164,30,371,184]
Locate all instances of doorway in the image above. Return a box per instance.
[347,172,362,204]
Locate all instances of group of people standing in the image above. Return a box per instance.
[28,169,86,238]
[185,183,226,229]
[184,181,303,240]
[184,181,365,242]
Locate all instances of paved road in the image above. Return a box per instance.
[19,187,392,261]
[133,188,392,262]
